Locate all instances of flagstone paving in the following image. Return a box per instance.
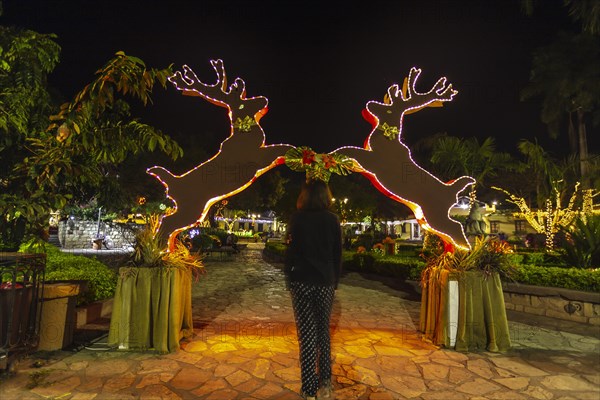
[1,243,598,399]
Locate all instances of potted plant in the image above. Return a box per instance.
[383,236,396,255]
[108,216,204,353]
[372,242,385,256]
[419,235,515,352]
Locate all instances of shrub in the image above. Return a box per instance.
[513,264,600,292]
[521,252,545,266]
[351,252,376,270]
[265,241,287,254]
[371,257,425,280]
[202,227,229,244]
[395,243,422,257]
[343,252,425,281]
[353,233,375,251]
[43,245,117,305]
[189,227,230,251]
[190,233,220,251]
[507,253,524,266]
[543,252,569,268]
[264,237,599,292]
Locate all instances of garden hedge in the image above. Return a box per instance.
[263,242,599,293]
[42,245,118,305]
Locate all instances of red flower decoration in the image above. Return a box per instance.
[302,149,316,165]
[321,154,337,169]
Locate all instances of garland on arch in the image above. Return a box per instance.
[284,146,356,183]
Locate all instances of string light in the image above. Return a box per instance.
[493,183,583,251]
[581,189,599,222]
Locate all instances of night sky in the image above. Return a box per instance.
[3,0,589,165]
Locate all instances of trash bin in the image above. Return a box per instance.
[1,252,45,371]
[38,282,82,351]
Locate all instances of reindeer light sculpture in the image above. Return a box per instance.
[338,67,474,250]
[147,60,292,251]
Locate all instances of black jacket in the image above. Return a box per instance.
[284,209,342,288]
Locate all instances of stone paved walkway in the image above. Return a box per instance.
[1,243,599,399]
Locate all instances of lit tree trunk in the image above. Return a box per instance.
[568,112,578,155]
[544,198,555,251]
[577,109,590,189]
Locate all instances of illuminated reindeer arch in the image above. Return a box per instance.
[149,60,474,251]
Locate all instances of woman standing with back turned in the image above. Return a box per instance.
[285,178,342,400]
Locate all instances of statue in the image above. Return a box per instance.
[466,202,489,235]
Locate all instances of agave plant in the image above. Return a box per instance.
[461,236,517,280]
[421,234,517,287]
[420,233,468,287]
[129,215,204,276]
[560,215,600,269]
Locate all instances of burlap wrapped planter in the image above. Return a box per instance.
[108,267,193,353]
[420,270,511,352]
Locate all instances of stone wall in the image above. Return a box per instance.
[58,220,139,249]
[402,277,599,327]
[503,283,600,326]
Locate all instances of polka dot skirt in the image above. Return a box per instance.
[290,281,335,397]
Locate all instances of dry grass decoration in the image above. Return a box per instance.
[127,215,204,280]
[421,234,517,288]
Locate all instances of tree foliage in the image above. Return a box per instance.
[520,32,600,140]
[0,26,183,249]
[520,1,600,189]
[522,0,600,36]
[429,135,514,199]
[564,0,600,35]
[515,139,573,208]
[0,26,62,249]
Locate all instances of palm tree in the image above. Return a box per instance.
[516,139,562,208]
[429,135,514,202]
[521,0,600,36]
[520,31,600,189]
[520,0,600,190]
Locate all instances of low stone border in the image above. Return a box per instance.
[402,278,600,328]
[502,282,600,326]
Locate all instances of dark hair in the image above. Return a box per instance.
[296,179,333,211]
